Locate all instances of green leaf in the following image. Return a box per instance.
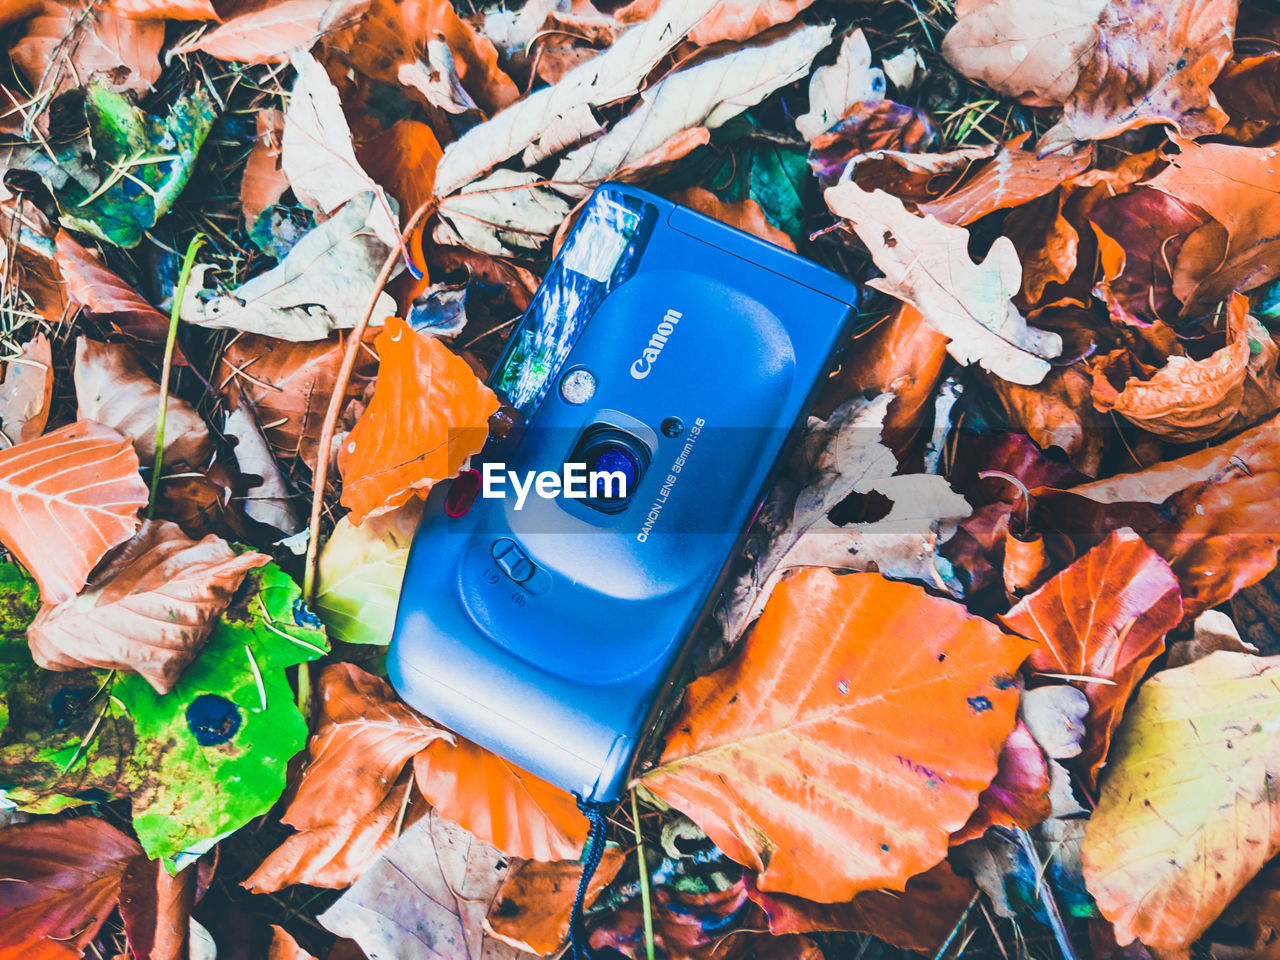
[708,114,810,241]
[113,562,328,868]
[56,84,217,248]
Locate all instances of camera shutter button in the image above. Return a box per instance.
[491,539,535,583]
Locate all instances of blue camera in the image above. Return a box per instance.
[388,184,859,802]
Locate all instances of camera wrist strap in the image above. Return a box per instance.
[569,797,610,960]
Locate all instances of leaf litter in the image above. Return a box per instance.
[4,0,1280,957]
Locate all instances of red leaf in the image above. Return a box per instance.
[951,719,1052,843]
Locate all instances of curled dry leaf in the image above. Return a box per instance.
[0,816,142,956]
[319,810,524,960]
[1039,0,1237,151]
[28,519,269,693]
[987,363,1110,477]
[942,0,1108,106]
[412,734,589,862]
[1166,609,1256,668]
[338,315,498,525]
[744,861,976,956]
[484,851,626,956]
[670,187,796,250]
[55,230,172,346]
[1082,651,1280,949]
[825,181,1062,385]
[915,134,1092,226]
[0,420,147,603]
[0,331,51,445]
[1002,528,1183,785]
[170,0,367,64]
[75,338,213,468]
[794,27,883,142]
[643,567,1033,902]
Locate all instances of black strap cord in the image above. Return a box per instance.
[569,797,611,960]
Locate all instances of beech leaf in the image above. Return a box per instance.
[642,567,1034,901]
[28,519,269,694]
[825,182,1062,385]
[55,231,172,346]
[1082,651,1280,949]
[338,316,498,525]
[170,0,367,64]
[0,331,51,445]
[0,420,147,603]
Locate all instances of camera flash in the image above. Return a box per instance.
[560,368,597,404]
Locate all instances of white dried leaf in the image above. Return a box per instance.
[795,28,885,141]
[437,169,572,258]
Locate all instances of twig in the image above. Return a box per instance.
[630,790,656,960]
[148,234,206,516]
[302,199,438,602]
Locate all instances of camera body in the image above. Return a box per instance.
[388,184,859,801]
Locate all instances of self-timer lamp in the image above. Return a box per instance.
[388,183,860,804]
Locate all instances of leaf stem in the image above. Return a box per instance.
[302,198,438,601]
[148,233,205,517]
[630,789,656,960]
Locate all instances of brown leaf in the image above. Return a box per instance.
[1004,191,1079,308]
[105,0,218,19]
[412,735,589,862]
[670,187,795,250]
[643,568,1033,901]
[1002,528,1183,784]
[245,767,428,893]
[281,663,450,832]
[171,0,368,63]
[119,860,197,960]
[807,101,936,190]
[240,108,288,231]
[338,316,498,525]
[269,926,321,960]
[1146,137,1280,308]
[10,0,163,102]
[1039,0,1237,150]
[0,816,142,955]
[987,362,1110,477]
[687,0,815,47]
[75,338,213,468]
[0,420,147,603]
[0,332,51,445]
[55,230,174,349]
[485,850,626,955]
[951,719,1052,843]
[942,0,1107,106]
[744,861,976,955]
[916,134,1092,226]
[28,519,268,692]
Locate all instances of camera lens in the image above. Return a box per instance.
[572,425,651,513]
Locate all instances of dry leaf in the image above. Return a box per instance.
[808,101,937,189]
[106,0,217,19]
[436,169,573,258]
[118,859,197,960]
[485,851,626,956]
[0,332,51,445]
[670,187,796,250]
[319,810,523,960]
[794,28,883,141]
[28,519,269,693]
[0,420,147,602]
[1082,651,1280,949]
[1002,528,1183,785]
[825,181,1062,385]
[687,0,816,47]
[55,230,172,346]
[950,719,1052,843]
[338,315,498,525]
[643,567,1033,901]
[170,0,367,64]
[74,338,213,468]
[412,735,589,862]
[1039,0,1237,151]
[356,119,444,229]
[942,0,1108,106]
[269,926,319,960]
[240,109,288,231]
[0,817,142,956]
[224,406,304,537]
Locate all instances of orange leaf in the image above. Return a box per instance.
[687,0,815,46]
[281,663,450,832]
[338,316,498,525]
[239,108,288,231]
[356,118,443,228]
[28,519,269,693]
[105,0,218,19]
[412,735,589,861]
[171,0,367,64]
[0,817,141,955]
[268,926,320,960]
[916,134,1092,226]
[245,768,428,893]
[745,861,976,955]
[11,0,163,101]
[642,568,1033,901]
[0,420,147,603]
[1002,528,1183,785]
[1039,0,1237,150]
[671,187,795,251]
[0,331,52,445]
[485,850,626,955]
